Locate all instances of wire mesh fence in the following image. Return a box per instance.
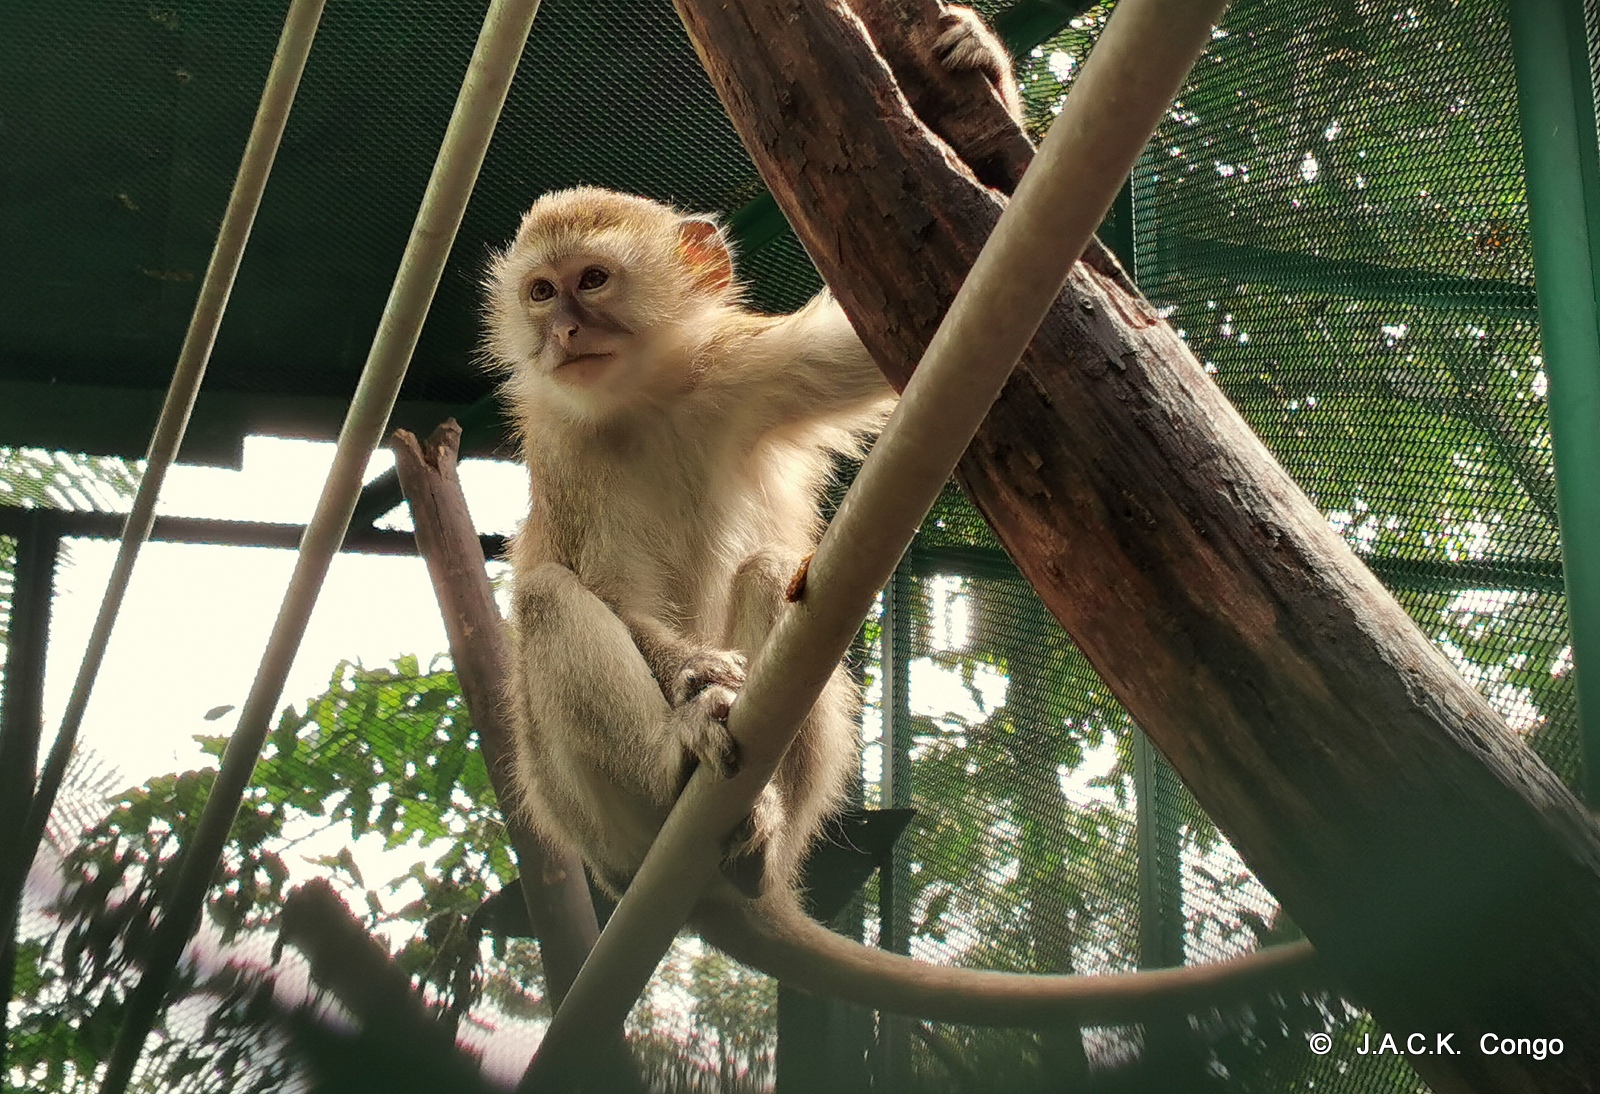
[0,0,1587,1089]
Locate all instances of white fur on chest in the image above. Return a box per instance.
[566,421,787,638]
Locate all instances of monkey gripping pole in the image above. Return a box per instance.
[519,0,1232,1083]
[0,0,328,950]
[98,4,542,1092]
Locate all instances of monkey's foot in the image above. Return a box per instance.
[671,650,746,707]
[935,6,1010,89]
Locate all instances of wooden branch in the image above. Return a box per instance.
[391,421,602,1007]
[279,879,490,1091]
[675,1,1600,1091]
[851,0,1133,290]
[395,423,648,1092]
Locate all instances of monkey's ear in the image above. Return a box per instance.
[677,217,735,295]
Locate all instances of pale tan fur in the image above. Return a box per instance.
[487,187,894,898]
[935,3,1025,123]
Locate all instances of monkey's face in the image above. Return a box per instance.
[486,188,737,422]
[523,253,634,381]
[488,250,654,416]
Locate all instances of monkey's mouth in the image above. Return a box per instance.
[554,352,615,384]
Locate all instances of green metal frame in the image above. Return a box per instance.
[1510,0,1600,804]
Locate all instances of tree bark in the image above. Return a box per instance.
[674,2,1600,1091]
[392,422,604,1005]
[394,423,647,1091]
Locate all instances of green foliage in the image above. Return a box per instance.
[12,654,780,1091]
[630,944,778,1093]
[0,446,141,514]
[9,656,521,1091]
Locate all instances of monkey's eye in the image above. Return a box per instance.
[527,279,556,302]
[577,266,609,291]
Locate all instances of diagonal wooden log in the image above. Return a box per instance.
[279,879,495,1092]
[674,1,1600,1091]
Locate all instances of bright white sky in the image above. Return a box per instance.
[41,436,528,787]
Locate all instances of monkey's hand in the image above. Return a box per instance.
[935,4,1023,123]
[669,650,747,778]
[667,649,781,896]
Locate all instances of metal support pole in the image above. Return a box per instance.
[519,0,1229,1083]
[0,0,329,950]
[1510,0,1600,804]
[877,566,914,960]
[873,565,914,1084]
[0,514,60,1079]
[0,516,60,892]
[1133,730,1182,971]
[98,4,541,1091]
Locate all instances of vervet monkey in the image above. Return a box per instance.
[488,9,1318,1027]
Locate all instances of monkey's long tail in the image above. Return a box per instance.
[693,897,1324,1028]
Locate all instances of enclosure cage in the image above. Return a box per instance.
[1,0,1596,1091]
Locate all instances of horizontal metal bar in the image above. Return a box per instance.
[1,504,1559,597]
[1154,234,1539,318]
[905,540,1566,595]
[0,505,506,560]
[995,0,1102,54]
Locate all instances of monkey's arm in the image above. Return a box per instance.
[511,564,740,804]
[709,293,896,440]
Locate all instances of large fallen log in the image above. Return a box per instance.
[674,0,1600,1089]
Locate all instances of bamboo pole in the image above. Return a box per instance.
[98,5,542,1092]
[0,0,328,950]
[518,0,1229,1084]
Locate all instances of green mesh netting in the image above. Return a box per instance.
[0,0,1581,1090]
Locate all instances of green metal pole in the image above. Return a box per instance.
[1509,0,1600,804]
[97,4,542,1091]
[875,566,915,1085]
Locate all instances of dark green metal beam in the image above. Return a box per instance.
[1156,234,1539,318]
[0,505,505,560]
[0,515,59,1080]
[1510,0,1600,803]
[906,541,1567,595]
[994,0,1102,54]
